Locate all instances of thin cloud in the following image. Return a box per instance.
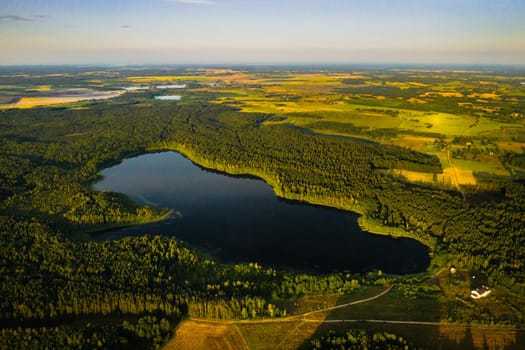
[0,14,33,22]
[167,0,216,5]
[33,14,50,19]
[120,25,132,29]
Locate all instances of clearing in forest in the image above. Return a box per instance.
[163,319,249,350]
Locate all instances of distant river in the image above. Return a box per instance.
[93,152,429,274]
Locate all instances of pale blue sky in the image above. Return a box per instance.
[1,0,524,65]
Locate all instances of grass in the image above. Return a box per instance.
[237,321,319,350]
[162,282,525,349]
[453,158,509,177]
[25,85,52,92]
[163,319,249,350]
[442,166,477,186]
[322,293,442,323]
[127,75,218,83]
[165,285,525,349]
[0,91,125,109]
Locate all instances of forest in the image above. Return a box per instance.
[1,67,524,348]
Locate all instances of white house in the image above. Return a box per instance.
[471,285,491,299]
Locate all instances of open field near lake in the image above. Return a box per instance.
[0,89,125,109]
[164,320,249,350]
[163,284,525,349]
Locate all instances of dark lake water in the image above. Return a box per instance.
[93,152,429,274]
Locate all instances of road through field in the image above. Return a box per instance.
[188,285,393,325]
[170,285,524,350]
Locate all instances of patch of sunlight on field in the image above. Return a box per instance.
[259,107,402,130]
[395,170,436,183]
[284,73,351,83]
[127,75,217,83]
[392,135,437,152]
[389,169,454,188]
[407,97,427,104]
[164,320,248,350]
[430,81,475,91]
[26,85,52,92]
[237,321,320,350]
[479,80,500,85]
[398,112,475,135]
[385,81,426,89]
[443,166,477,186]
[305,106,475,137]
[237,100,352,115]
[0,91,124,109]
[163,318,325,350]
[193,68,240,74]
[422,91,463,98]
[497,142,525,153]
[453,159,509,176]
[468,92,501,100]
[407,81,429,87]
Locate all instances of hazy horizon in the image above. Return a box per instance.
[1,0,524,66]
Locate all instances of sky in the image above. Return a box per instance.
[1,0,524,65]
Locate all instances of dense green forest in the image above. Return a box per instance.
[1,75,524,347]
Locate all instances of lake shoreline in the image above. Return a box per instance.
[91,149,430,274]
[147,144,437,251]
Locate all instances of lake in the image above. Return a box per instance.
[154,95,181,100]
[93,152,430,274]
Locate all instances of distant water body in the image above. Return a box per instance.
[156,84,186,89]
[93,152,430,274]
[154,95,181,100]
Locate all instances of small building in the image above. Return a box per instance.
[471,285,491,299]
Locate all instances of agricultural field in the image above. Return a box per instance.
[6,66,515,191]
[193,69,524,191]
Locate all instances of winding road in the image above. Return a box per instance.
[176,285,524,350]
[189,284,524,331]
[189,285,393,325]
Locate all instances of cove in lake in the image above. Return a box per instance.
[93,152,429,274]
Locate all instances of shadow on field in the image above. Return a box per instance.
[295,286,524,350]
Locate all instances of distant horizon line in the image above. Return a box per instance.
[1,62,525,69]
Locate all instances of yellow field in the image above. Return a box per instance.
[0,90,124,109]
[407,97,427,104]
[421,91,463,97]
[25,85,52,92]
[391,135,437,152]
[238,321,321,350]
[163,319,249,350]
[497,142,525,153]
[442,166,477,186]
[127,75,217,83]
[386,81,429,89]
[468,92,500,100]
[395,170,436,183]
